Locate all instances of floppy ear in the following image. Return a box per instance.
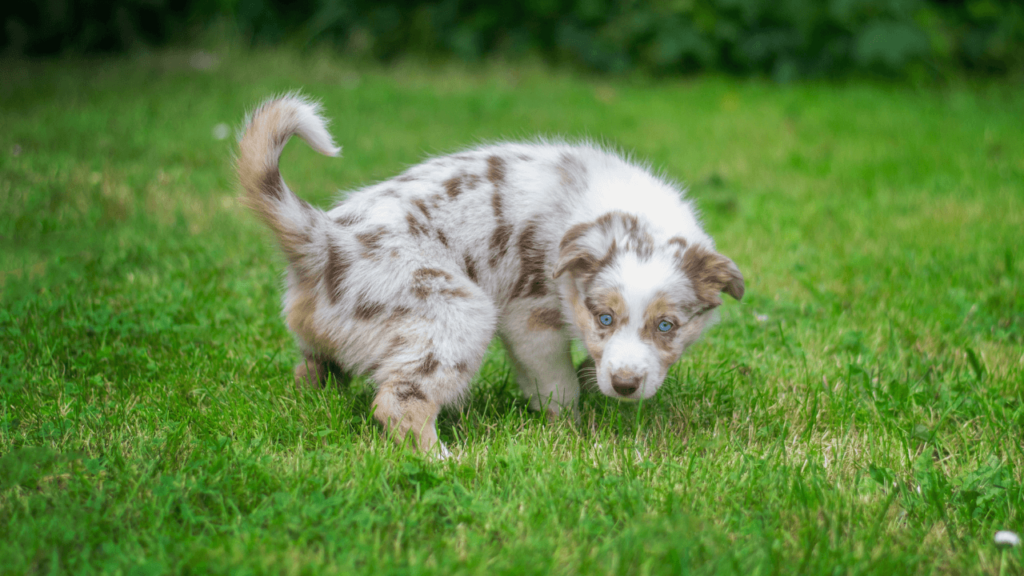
[681,245,744,307]
[553,221,598,279]
[552,245,592,279]
[552,220,620,280]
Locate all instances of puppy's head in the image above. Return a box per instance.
[554,212,743,400]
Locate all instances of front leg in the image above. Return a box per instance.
[500,299,580,419]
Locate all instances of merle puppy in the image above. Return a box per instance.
[237,94,743,455]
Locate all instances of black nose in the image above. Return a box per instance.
[611,372,642,396]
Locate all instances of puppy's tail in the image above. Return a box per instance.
[237,93,340,263]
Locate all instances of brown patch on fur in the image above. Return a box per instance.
[634,235,655,260]
[488,224,513,268]
[412,267,461,299]
[395,380,427,402]
[436,229,450,248]
[487,155,506,186]
[512,220,548,298]
[560,221,593,249]
[455,361,470,374]
[324,243,351,304]
[413,198,431,220]
[354,299,387,321]
[414,268,453,281]
[485,162,511,268]
[585,290,627,321]
[593,212,618,228]
[334,212,362,226]
[388,334,408,354]
[406,213,430,237]
[258,169,284,201]
[527,308,563,331]
[444,176,463,199]
[491,188,504,219]
[416,352,440,376]
[681,245,745,306]
[668,236,688,251]
[381,189,399,198]
[464,254,479,283]
[440,287,471,299]
[356,228,386,254]
[643,295,676,326]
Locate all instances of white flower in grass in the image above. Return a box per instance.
[189,51,219,71]
[212,123,231,141]
[995,531,1020,547]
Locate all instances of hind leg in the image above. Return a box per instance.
[372,379,445,453]
[366,272,497,454]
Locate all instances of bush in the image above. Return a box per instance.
[3,0,1022,77]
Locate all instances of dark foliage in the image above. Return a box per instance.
[3,0,1022,76]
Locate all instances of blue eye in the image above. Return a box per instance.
[598,314,613,326]
[658,320,674,332]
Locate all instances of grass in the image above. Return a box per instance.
[1,48,1022,575]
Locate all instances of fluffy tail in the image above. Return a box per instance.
[237,93,340,263]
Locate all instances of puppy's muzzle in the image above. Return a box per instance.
[611,371,643,397]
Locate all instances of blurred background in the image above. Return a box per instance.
[2,3,1023,573]
[4,0,1023,80]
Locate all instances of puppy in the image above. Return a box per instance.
[237,94,743,454]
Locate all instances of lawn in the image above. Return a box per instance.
[1,49,1022,575]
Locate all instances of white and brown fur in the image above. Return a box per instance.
[237,94,744,455]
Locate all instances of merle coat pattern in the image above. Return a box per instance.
[237,94,744,455]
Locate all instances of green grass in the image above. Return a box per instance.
[1,48,1022,575]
